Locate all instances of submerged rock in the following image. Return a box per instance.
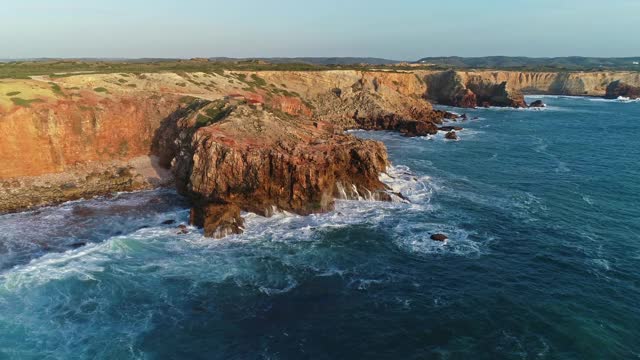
[69,242,87,249]
[529,100,546,108]
[430,234,448,242]
[445,131,458,140]
[439,126,463,132]
[161,219,176,225]
[177,224,189,235]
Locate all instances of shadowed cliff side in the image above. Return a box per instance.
[605,80,640,99]
[424,70,527,108]
[421,70,640,107]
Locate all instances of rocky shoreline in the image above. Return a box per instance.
[1,69,638,237]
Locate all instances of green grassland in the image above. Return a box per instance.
[0,59,385,79]
[0,57,636,81]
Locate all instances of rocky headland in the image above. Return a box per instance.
[605,80,640,99]
[1,68,638,236]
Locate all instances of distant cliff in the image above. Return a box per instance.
[605,80,640,99]
[418,70,640,108]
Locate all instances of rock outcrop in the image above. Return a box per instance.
[167,102,392,237]
[421,70,640,103]
[605,80,640,99]
[431,233,448,242]
[423,70,527,108]
[528,100,545,108]
[1,70,454,222]
[444,131,458,140]
[190,202,244,238]
[0,159,163,213]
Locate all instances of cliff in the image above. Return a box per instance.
[605,80,640,99]
[421,70,640,106]
[0,70,450,228]
[2,68,638,235]
[164,102,391,237]
[423,70,527,108]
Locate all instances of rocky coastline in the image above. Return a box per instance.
[1,68,638,237]
[605,80,640,99]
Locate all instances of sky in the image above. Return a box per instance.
[1,0,639,60]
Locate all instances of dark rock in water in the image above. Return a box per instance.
[439,126,463,132]
[529,100,545,108]
[177,224,189,234]
[162,219,176,225]
[481,101,491,108]
[441,111,459,120]
[390,191,410,202]
[430,234,448,242]
[354,113,439,137]
[461,113,468,120]
[190,203,244,239]
[445,131,458,140]
[605,80,640,99]
[70,242,87,249]
[472,116,479,120]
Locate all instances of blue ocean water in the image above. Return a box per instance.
[0,96,639,359]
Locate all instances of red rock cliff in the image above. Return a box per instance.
[166,102,391,237]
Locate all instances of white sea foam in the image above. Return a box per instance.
[0,162,486,296]
[590,258,611,271]
[525,94,585,99]
[526,94,639,104]
[393,224,486,257]
[579,195,593,205]
[555,161,571,173]
[476,104,568,112]
[211,164,485,257]
[588,96,640,103]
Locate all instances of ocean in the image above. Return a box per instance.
[0,96,639,359]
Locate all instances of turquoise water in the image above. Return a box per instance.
[1,96,639,359]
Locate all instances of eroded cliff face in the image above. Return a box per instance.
[0,78,192,212]
[0,70,448,235]
[0,92,183,178]
[605,80,640,99]
[3,68,637,232]
[243,70,435,127]
[422,70,527,108]
[421,70,640,106]
[165,103,391,238]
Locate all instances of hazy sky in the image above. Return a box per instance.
[2,0,639,60]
